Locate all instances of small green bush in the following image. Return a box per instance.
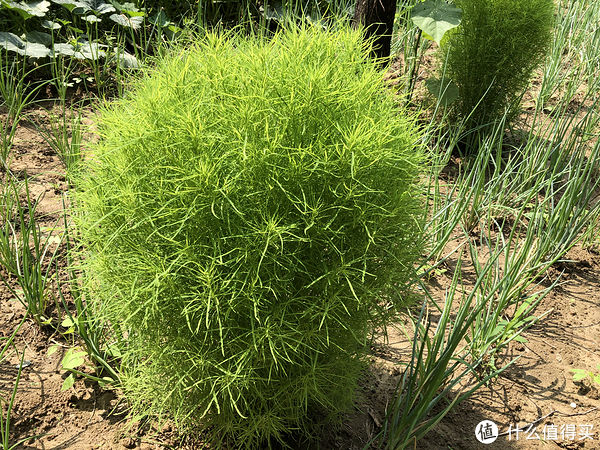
[75,26,425,447]
[442,0,555,127]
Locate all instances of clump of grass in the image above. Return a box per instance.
[0,176,61,327]
[75,26,425,447]
[34,107,84,185]
[442,0,555,129]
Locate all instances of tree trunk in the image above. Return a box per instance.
[353,0,398,60]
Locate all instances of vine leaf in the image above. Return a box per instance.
[109,13,143,29]
[2,0,50,19]
[412,0,462,44]
[61,348,86,370]
[0,32,51,58]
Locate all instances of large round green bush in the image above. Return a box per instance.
[442,0,555,127]
[76,27,425,447]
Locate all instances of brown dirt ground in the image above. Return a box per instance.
[1,82,599,450]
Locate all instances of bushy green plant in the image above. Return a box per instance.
[74,26,425,447]
[441,0,554,127]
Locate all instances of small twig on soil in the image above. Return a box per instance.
[498,407,599,436]
[367,407,382,428]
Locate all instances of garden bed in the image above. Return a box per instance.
[1,97,599,449]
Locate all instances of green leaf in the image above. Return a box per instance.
[98,376,113,387]
[571,368,589,382]
[41,19,62,29]
[512,335,528,343]
[109,13,143,29]
[83,14,101,22]
[112,48,138,68]
[53,40,106,60]
[422,31,435,42]
[593,374,600,386]
[61,348,86,370]
[26,30,52,46]
[53,42,76,56]
[40,316,53,326]
[50,0,82,12]
[149,10,170,28]
[411,0,462,44]
[426,77,459,106]
[166,24,181,35]
[3,0,50,19]
[61,373,75,391]
[47,344,59,356]
[0,32,51,58]
[60,316,75,334]
[110,0,137,12]
[67,25,84,34]
[77,0,114,14]
[125,10,145,17]
[104,342,122,358]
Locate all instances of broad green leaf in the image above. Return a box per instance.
[166,24,181,35]
[426,77,459,106]
[61,348,86,370]
[61,316,74,328]
[149,10,170,28]
[83,14,101,22]
[422,31,434,42]
[41,19,61,29]
[109,13,143,29]
[125,10,145,17]
[47,343,59,356]
[61,316,76,334]
[98,376,113,387]
[111,0,138,12]
[411,0,462,44]
[77,0,114,14]
[74,40,105,59]
[53,40,106,60]
[26,31,52,46]
[3,0,50,19]
[53,42,76,56]
[113,49,138,68]
[40,316,53,326]
[61,373,75,391]
[571,369,589,382]
[0,32,51,58]
[262,0,285,21]
[51,0,83,12]
[53,0,113,14]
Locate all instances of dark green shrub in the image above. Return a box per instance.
[442,0,555,127]
[75,26,425,447]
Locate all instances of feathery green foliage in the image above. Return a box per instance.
[442,0,555,128]
[74,26,425,447]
